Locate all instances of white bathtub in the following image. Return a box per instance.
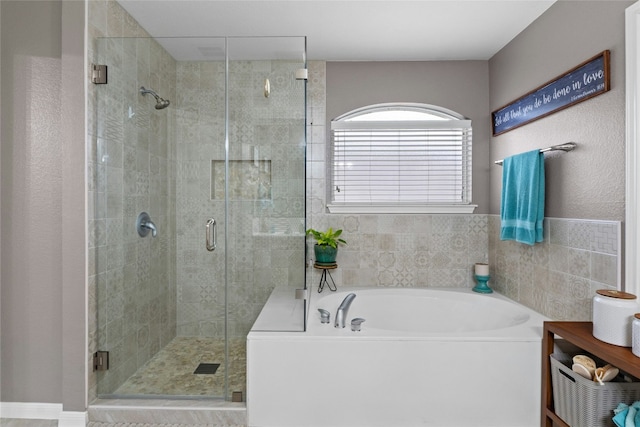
[247,287,549,427]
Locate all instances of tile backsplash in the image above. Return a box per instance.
[307,214,488,288]
[489,215,621,320]
[305,214,621,322]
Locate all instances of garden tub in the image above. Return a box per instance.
[247,287,548,427]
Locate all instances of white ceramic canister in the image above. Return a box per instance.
[633,314,640,357]
[593,290,639,347]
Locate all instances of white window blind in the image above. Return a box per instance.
[329,105,472,212]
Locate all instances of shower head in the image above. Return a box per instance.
[154,98,170,110]
[139,86,170,110]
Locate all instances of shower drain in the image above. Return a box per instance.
[193,363,220,375]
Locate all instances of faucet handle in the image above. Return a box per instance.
[318,309,330,324]
[136,212,158,238]
[351,318,366,332]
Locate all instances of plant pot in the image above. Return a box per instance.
[314,244,337,265]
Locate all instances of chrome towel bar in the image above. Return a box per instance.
[494,142,577,165]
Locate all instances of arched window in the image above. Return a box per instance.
[328,103,475,213]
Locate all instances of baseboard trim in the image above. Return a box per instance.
[59,411,88,427]
[0,402,87,427]
[0,402,62,419]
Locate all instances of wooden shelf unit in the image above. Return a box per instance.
[542,321,640,427]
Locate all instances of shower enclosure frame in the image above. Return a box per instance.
[90,35,308,401]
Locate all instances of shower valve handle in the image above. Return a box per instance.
[136,212,157,238]
[206,218,217,251]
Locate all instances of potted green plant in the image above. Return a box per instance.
[306,227,347,265]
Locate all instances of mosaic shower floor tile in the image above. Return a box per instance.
[114,337,246,398]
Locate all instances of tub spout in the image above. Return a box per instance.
[335,293,356,328]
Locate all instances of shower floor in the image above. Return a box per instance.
[114,336,246,398]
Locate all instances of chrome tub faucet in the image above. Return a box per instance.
[335,293,356,328]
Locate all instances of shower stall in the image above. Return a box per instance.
[90,36,307,400]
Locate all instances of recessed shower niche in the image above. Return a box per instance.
[211,158,272,201]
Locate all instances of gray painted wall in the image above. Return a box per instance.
[1,0,64,404]
[61,0,87,411]
[326,61,491,213]
[0,0,86,410]
[488,0,631,220]
[1,0,3,400]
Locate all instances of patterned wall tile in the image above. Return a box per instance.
[549,218,570,246]
[568,248,590,278]
[568,221,593,251]
[591,252,618,286]
[549,245,570,274]
[489,215,621,320]
[593,222,620,255]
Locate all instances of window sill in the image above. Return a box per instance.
[326,204,478,214]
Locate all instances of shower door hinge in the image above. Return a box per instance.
[93,350,109,371]
[295,68,308,80]
[295,288,308,300]
[91,64,108,84]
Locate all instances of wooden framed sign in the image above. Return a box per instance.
[492,50,610,136]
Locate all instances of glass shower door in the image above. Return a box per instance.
[193,36,307,398]
[224,36,308,341]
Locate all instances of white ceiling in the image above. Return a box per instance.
[116,0,556,62]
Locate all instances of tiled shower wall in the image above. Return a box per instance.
[174,60,306,339]
[174,61,226,338]
[305,61,621,321]
[88,0,178,398]
[224,60,306,339]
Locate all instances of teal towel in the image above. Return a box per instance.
[613,401,640,427]
[500,150,545,245]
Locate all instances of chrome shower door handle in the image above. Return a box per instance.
[206,218,217,251]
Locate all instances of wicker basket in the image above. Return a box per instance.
[550,354,640,427]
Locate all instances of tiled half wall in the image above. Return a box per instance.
[489,215,621,321]
[306,214,620,322]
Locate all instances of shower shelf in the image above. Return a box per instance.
[252,218,305,236]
